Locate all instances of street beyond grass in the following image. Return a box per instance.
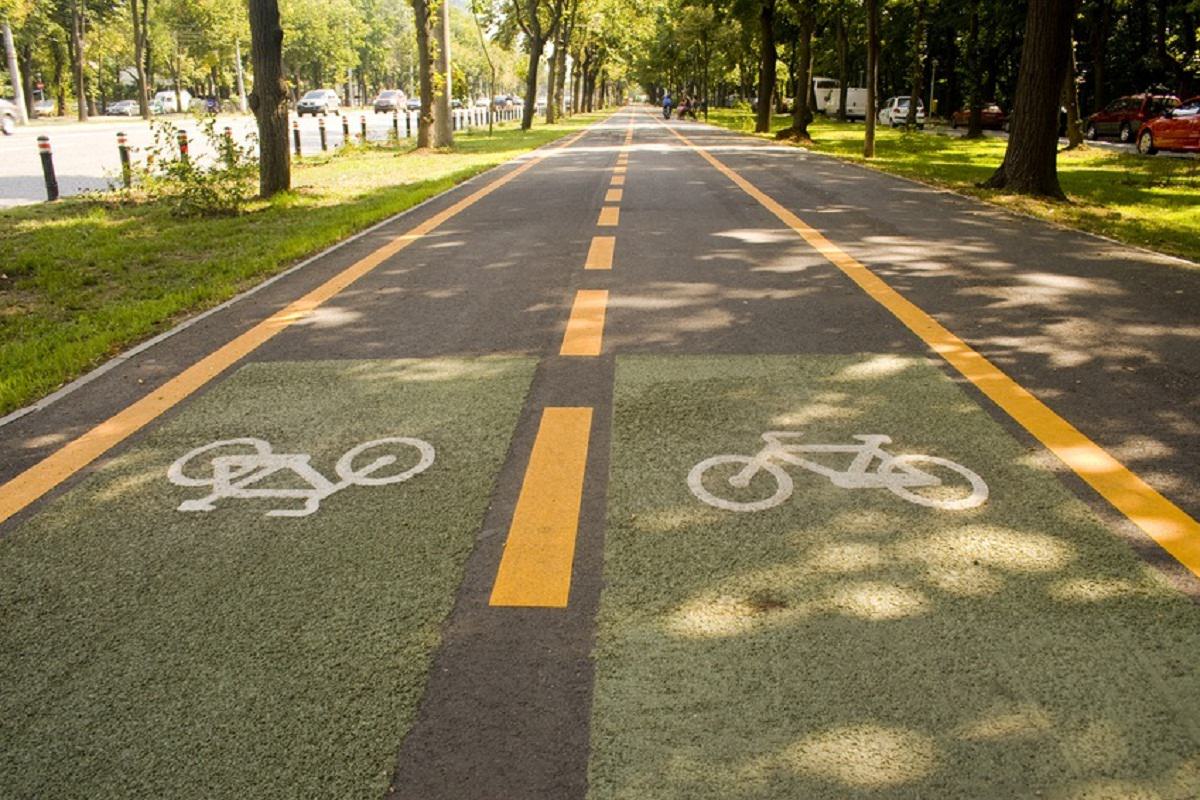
[0,113,606,417]
[705,109,1200,266]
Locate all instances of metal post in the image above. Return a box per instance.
[342,115,350,145]
[223,126,235,168]
[292,118,301,157]
[235,40,248,114]
[117,131,131,187]
[391,110,399,142]
[37,136,58,201]
[360,114,367,143]
[177,130,189,163]
[319,116,328,150]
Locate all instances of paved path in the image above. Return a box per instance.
[1,108,1198,799]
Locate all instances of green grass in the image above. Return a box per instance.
[705,109,1200,265]
[589,354,1200,799]
[0,357,534,797]
[0,113,606,416]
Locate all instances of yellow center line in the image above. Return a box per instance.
[597,206,620,226]
[0,124,603,528]
[585,236,615,270]
[613,166,626,175]
[655,114,1200,579]
[560,290,608,356]
[610,175,625,187]
[605,188,623,203]
[489,407,593,608]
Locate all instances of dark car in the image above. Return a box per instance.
[1002,106,1068,137]
[406,97,421,111]
[1136,97,1200,155]
[0,98,16,135]
[1086,93,1180,143]
[951,103,1006,130]
[373,90,405,113]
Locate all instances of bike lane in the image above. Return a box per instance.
[582,112,1200,799]
[0,114,628,798]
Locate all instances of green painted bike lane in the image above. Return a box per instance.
[0,358,533,797]
[588,355,1200,799]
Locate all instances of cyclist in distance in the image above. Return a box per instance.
[662,91,673,119]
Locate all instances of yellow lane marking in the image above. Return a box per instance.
[657,115,1200,579]
[489,407,593,608]
[585,236,615,270]
[560,290,608,356]
[0,125,600,528]
[605,188,623,203]
[598,206,620,226]
[611,175,625,187]
[613,166,626,175]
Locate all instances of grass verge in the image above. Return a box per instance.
[0,113,606,416]
[705,109,1200,265]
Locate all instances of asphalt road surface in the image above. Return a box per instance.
[1,108,1198,799]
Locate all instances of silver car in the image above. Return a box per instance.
[0,98,17,135]
[297,89,340,116]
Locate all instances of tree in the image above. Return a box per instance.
[904,0,926,127]
[411,0,434,146]
[863,0,879,157]
[981,0,1076,198]
[248,0,290,196]
[754,0,777,132]
[777,0,814,140]
[511,0,566,129]
[433,0,452,146]
[128,0,149,118]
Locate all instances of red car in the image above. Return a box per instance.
[1136,97,1200,154]
[950,103,1006,130]
[1086,93,1180,143]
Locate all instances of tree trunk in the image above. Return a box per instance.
[20,43,35,117]
[835,13,848,121]
[433,0,453,147]
[905,0,926,127]
[781,2,814,140]
[864,0,879,157]
[545,42,558,123]
[412,0,434,147]
[248,0,290,197]
[522,36,542,129]
[3,22,28,126]
[1089,0,1108,112]
[1062,35,1083,148]
[965,0,983,138]
[71,1,87,122]
[754,0,777,132]
[130,0,151,119]
[981,0,1076,198]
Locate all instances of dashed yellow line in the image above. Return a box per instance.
[611,175,625,187]
[0,126,599,528]
[656,114,1200,579]
[560,290,608,356]
[605,188,623,203]
[585,236,615,270]
[598,206,620,226]
[489,407,593,608]
[612,165,626,175]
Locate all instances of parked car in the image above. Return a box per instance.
[1086,93,1180,143]
[812,76,839,112]
[406,97,421,111]
[0,98,16,135]
[296,88,340,116]
[821,87,869,120]
[493,95,512,110]
[1136,97,1200,155]
[1001,106,1068,137]
[451,98,463,110]
[474,96,490,108]
[153,89,192,114]
[106,99,140,116]
[878,96,925,128]
[950,103,1006,130]
[373,89,406,113]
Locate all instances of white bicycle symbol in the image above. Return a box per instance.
[688,431,988,512]
[167,436,435,517]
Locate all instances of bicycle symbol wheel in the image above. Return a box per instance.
[168,437,273,487]
[334,437,435,486]
[881,454,988,510]
[688,455,794,513]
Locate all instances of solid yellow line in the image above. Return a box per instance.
[657,116,1200,579]
[605,188,623,203]
[597,206,620,226]
[489,407,593,608]
[610,175,625,187]
[0,126,597,528]
[585,236,615,270]
[560,290,608,356]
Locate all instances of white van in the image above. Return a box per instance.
[823,87,869,121]
[812,77,838,112]
[153,89,192,114]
